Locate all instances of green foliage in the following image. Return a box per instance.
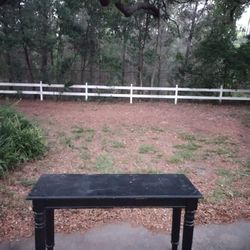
[191,0,250,88]
[0,0,249,88]
[0,107,47,177]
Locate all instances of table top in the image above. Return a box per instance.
[27,174,202,200]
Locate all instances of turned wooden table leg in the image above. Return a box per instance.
[33,203,46,250]
[182,200,198,250]
[171,208,182,250]
[46,209,55,250]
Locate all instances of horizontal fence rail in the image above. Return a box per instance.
[0,82,250,104]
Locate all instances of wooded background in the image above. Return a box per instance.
[0,0,249,89]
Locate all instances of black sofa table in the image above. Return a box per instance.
[27,174,202,250]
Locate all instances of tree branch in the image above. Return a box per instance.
[0,0,8,6]
[100,0,110,7]
[115,0,160,18]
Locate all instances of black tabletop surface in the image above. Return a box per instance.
[27,174,202,200]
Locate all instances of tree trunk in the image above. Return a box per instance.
[151,18,160,88]
[6,52,13,82]
[89,25,95,84]
[18,1,34,82]
[121,30,127,86]
[136,14,149,87]
[183,0,199,75]
[56,31,64,83]
[157,29,162,88]
[80,56,86,83]
[137,47,143,87]
[40,2,49,83]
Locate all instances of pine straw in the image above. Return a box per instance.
[0,100,249,241]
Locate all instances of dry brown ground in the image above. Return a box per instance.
[0,99,250,242]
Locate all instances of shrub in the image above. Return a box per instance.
[0,106,47,177]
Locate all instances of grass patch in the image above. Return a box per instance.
[71,126,84,140]
[168,149,196,164]
[82,128,95,142]
[80,148,91,161]
[150,127,164,132]
[102,126,112,133]
[17,177,36,187]
[169,141,200,164]
[208,188,227,203]
[59,132,74,148]
[208,147,238,158]
[174,142,200,151]
[68,127,95,143]
[206,168,239,204]
[138,168,164,174]
[235,158,250,178]
[111,140,126,149]
[71,126,84,134]
[241,111,250,128]
[95,154,114,172]
[0,106,47,177]
[139,144,158,154]
[176,168,190,176]
[216,168,234,188]
[178,132,196,141]
[211,135,230,145]
[243,158,250,174]
[63,136,73,147]
[216,168,231,177]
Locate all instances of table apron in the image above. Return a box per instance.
[33,198,198,209]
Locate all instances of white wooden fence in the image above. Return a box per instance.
[0,82,250,104]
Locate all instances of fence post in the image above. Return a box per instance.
[174,84,178,104]
[219,85,223,104]
[85,82,88,101]
[39,81,43,101]
[130,84,133,104]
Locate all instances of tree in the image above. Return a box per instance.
[191,0,250,88]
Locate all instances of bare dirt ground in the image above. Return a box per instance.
[0,99,250,241]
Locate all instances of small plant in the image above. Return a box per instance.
[111,140,125,149]
[0,107,47,177]
[139,144,158,154]
[63,136,74,147]
[95,154,114,172]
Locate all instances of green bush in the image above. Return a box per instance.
[0,107,47,177]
